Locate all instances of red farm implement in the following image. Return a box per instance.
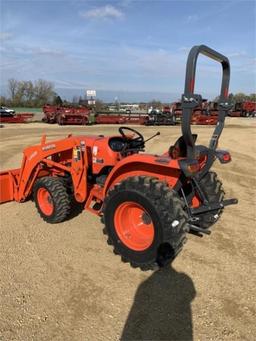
[56,107,90,125]
[229,101,256,117]
[95,112,147,125]
[42,105,91,125]
[191,113,218,125]
[0,112,34,123]
[42,104,58,123]
[171,100,217,125]
[207,102,219,116]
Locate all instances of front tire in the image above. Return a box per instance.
[102,176,188,270]
[33,177,71,223]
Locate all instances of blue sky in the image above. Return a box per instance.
[0,0,255,102]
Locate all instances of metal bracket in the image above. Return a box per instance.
[218,102,233,111]
[188,224,211,235]
[181,94,202,109]
[190,198,238,215]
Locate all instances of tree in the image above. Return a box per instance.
[13,81,27,106]
[8,79,19,102]
[147,100,162,109]
[33,79,55,106]
[233,92,248,102]
[0,96,7,106]
[6,78,56,107]
[248,93,256,101]
[72,96,79,104]
[23,81,34,106]
[95,99,105,112]
[228,93,234,103]
[53,95,63,106]
[213,92,256,103]
[78,96,86,105]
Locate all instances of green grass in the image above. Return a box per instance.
[13,107,42,113]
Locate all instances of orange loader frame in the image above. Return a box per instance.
[0,135,87,204]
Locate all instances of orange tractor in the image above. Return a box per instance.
[0,45,237,270]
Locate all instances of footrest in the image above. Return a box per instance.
[188,224,211,235]
[222,198,238,206]
[190,198,238,215]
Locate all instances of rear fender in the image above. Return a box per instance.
[103,154,181,196]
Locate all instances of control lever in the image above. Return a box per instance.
[144,131,160,144]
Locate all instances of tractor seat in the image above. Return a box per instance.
[194,145,209,159]
[169,134,197,159]
[169,134,209,160]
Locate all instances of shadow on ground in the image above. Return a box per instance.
[121,265,196,341]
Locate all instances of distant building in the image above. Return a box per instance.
[108,103,140,112]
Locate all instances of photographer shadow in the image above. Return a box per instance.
[121,264,196,341]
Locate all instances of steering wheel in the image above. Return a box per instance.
[119,126,144,144]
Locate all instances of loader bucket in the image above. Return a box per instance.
[0,169,20,203]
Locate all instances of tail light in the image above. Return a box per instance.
[179,159,200,176]
[215,150,231,163]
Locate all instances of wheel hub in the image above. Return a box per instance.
[37,188,54,216]
[114,202,154,251]
[141,212,152,225]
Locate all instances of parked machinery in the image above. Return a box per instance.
[42,105,91,125]
[145,108,176,126]
[207,102,219,116]
[230,101,256,117]
[171,99,218,125]
[0,108,34,123]
[42,104,58,123]
[95,112,148,125]
[56,107,90,125]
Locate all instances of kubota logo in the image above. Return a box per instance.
[42,144,56,151]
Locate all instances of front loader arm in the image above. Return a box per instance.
[1,135,88,204]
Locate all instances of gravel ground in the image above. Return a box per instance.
[0,118,255,341]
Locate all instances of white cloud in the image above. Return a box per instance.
[0,32,13,41]
[123,46,186,79]
[185,14,199,23]
[227,51,247,58]
[80,5,124,20]
[119,0,133,8]
[32,47,64,56]
[178,46,190,53]
[3,44,64,57]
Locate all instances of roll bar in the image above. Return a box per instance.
[181,45,232,160]
[184,45,230,100]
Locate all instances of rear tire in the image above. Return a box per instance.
[33,177,71,223]
[102,176,188,270]
[198,171,225,228]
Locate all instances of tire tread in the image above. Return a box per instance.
[102,176,188,270]
[33,177,71,223]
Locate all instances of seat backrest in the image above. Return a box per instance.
[169,134,197,159]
